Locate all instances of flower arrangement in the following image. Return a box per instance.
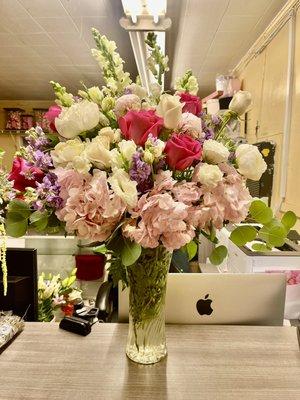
[0,30,296,292]
[38,268,82,322]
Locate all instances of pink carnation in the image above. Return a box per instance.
[188,163,251,230]
[124,193,195,251]
[56,170,125,242]
[179,112,204,139]
[114,94,141,118]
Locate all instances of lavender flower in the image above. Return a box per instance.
[129,152,153,193]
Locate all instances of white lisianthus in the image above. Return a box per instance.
[110,148,123,169]
[72,155,91,174]
[68,289,82,302]
[179,112,204,139]
[118,140,137,163]
[203,139,230,164]
[98,127,120,144]
[156,93,183,130]
[235,144,267,181]
[108,169,138,208]
[51,139,86,169]
[85,135,112,170]
[229,90,252,115]
[55,100,100,139]
[99,112,110,127]
[193,163,223,188]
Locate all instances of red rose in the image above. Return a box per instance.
[118,109,163,146]
[8,157,44,192]
[179,92,202,115]
[164,134,202,171]
[44,104,61,132]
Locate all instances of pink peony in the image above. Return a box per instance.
[45,105,61,132]
[118,109,163,146]
[56,170,125,242]
[124,193,195,251]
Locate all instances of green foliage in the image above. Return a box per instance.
[30,210,49,232]
[230,225,257,246]
[251,243,270,252]
[209,245,228,265]
[92,244,108,255]
[121,239,141,267]
[281,211,297,230]
[186,240,198,261]
[249,200,273,224]
[258,219,287,248]
[5,200,31,237]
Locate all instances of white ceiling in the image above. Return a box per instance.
[0,0,288,100]
[172,0,288,97]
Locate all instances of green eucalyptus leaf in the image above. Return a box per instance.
[186,240,198,261]
[121,239,141,267]
[229,225,257,246]
[6,217,28,237]
[281,211,297,230]
[251,243,271,252]
[30,210,49,232]
[209,245,228,265]
[258,219,287,247]
[249,200,273,224]
[8,199,31,219]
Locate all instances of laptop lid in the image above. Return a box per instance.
[118,273,286,326]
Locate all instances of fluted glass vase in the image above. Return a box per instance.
[126,246,172,364]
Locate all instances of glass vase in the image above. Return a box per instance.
[126,246,172,364]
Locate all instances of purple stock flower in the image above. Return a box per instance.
[211,114,221,125]
[34,172,63,210]
[129,152,153,193]
[33,150,53,169]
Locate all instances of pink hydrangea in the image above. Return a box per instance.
[150,170,176,194]
[188,163,251,230]
[172,181,201,204]
[56,170,125,241]
[123,193,195,251]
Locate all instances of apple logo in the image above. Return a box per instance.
[196,294,213,316]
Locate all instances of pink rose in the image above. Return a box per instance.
[179,92,202,115]
[45,105,61,132]
[164,134,202,171]
[118,109,163,146]
[8,157,44,192]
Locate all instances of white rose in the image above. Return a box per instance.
[229,90,252,115]
[156,93,183,130]
[85,135,112,169]
[55,100,100,139]
[118,140,137,163]
[108,169,138,208]
[51,139,85,168]
[236,144,267,180]
[194,163,223,188]
[203,139,230,164]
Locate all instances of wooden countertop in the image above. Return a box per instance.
[0,323,299,400]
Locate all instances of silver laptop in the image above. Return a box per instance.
[118,273,286,326]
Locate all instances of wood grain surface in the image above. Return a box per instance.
[0,323,299,400]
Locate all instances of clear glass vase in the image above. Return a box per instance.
[126,246,172,364]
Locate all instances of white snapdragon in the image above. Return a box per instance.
[203,140,230,164]
[235,144,267,181]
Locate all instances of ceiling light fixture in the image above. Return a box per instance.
[120,0,171,93]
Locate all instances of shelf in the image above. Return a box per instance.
[0,129,27,136]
